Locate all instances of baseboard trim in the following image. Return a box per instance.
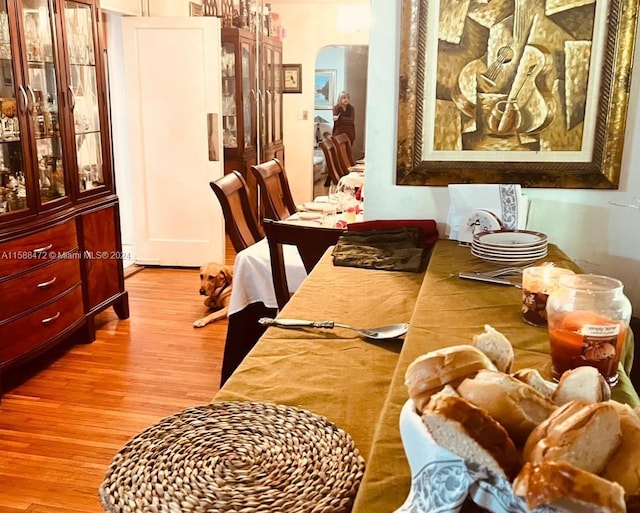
[124,264,145,279]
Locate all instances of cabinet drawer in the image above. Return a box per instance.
[0,220,78,277]
[0,256,82,322]
[0,285,84,366]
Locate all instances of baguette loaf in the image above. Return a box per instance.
[424,384,460,411]
[552,366,611,405]
[422,395,521,481]
[525,400,622,475]
[512,368,557,400]
[457,369,557,445]
[513,460,626,513]
[523,400,590,461]
[471,324,514,373]
[602,400,640,497]
[405,345,496,413]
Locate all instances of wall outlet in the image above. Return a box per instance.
[301,110,308,120]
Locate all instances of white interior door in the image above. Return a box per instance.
[122,17,224,266]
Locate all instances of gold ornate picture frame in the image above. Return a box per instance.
[396,0,639,188]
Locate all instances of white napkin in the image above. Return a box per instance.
[338,172,365,189]
[446,184,529,240]
[394,399,559,513]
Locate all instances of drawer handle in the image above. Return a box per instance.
[37,276,58,288]
[41,312,61,325]
[33,243,53,254]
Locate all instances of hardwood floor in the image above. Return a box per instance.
[0,267,229,512]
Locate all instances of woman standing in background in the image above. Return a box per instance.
[332,91,356,144]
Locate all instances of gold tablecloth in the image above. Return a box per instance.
[351,240,638,513]
[214,240,638,513]
[214,251,426,462]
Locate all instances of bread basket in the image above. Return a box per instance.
[395,399,558,513]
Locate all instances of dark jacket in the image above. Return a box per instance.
[332,104,355,143]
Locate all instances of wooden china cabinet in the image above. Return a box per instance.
[0,0,128,399]
[221,26,283,216]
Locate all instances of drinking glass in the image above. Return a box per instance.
[321,204,337,227]
[327,184,341,210]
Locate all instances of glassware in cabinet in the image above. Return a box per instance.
[240,41,253,149]
[1,3,28,217]
[222,40,238,148]
[256,35,283,163]
[63,0,104,193]
[273,45,282,145]
[21,0,70,207]
[221,27,259,180]
[264,45,272,148]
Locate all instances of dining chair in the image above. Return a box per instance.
[250,159,298,221]
[262,218,344,310]
[318,139,345,186]
[210,171,265,253]
[332,133,356,168]
[326,137,351,177]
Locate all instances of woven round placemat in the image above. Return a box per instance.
[99,401,365,513]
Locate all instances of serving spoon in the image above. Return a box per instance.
[259,317,409,340]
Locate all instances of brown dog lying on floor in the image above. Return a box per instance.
[193,262,234,328]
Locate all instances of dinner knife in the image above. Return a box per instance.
[458,272,521,288]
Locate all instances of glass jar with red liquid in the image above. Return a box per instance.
[546,274,632,386]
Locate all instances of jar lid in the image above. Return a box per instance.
[559,273,624,292]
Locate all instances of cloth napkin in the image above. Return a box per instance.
[332,226,429,273]
[347,219,440,249]
[447,184,529,240]
[347,219,439,248]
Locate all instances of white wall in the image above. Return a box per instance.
[101,0,141,15]
[365,0,640,314]
[273,2,369,204]
[148,0,189,16]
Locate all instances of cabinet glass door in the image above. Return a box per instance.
[240,41,253,150]
[221,40,237,148]
[273,46,282,144]
[0,3,29,216]
[22,0,67,205]
[63,0,104,193]
[265,45,272,147]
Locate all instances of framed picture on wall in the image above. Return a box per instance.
[315,69,336,109]
[283,64,302,93]
[396,0,640,189]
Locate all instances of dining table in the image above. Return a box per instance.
[219,203,363,384]
[214,239,639,512]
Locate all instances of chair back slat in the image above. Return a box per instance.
[262,219,344,310]
[210,171,264,253]
[251,159,297,221]
[319,139,345,186]
[332,133,356,168]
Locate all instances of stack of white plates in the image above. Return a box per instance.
[471,230,548,263]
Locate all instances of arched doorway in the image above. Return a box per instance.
[312,44,368,197]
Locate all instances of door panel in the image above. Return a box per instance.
[122,16,224,266]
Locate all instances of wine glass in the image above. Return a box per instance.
[337,179,358,222]
[321,203,337,227]
[327,184,341,210]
